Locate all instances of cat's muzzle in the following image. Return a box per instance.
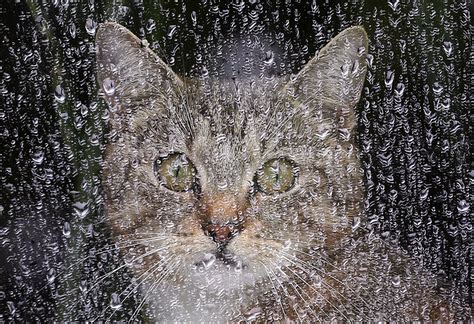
[203,220,242,246]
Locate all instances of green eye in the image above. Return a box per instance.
[256,158,297,194]
[156,153,197,192]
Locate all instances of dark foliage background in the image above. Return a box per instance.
[0,0,471,320]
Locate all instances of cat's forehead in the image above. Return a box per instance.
[188,81,270,191]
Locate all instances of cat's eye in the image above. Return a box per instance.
[255,158,297,195]
[156,153,197,192]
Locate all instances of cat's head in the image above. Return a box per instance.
[96,22,367,291]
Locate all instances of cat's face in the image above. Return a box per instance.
[96,23,367,293]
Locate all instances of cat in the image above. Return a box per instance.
[96,22,459,321]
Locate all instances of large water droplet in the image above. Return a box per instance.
[110,292,122,310]
[62,221,71,238]
[264,51,274,65]
[85,18,97,36]
[54,85,66,103]
[103,78,115,96]
[432,82,443,95]
[385,70,394,90]
[442,41,453,56]
[202,253,216,269]
[167,25,177,38]
[32,150,44,165]
[457,200,469,213]
[72,201,90,219]
[388,0,400,11]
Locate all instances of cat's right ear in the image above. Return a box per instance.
[96,22,182,130]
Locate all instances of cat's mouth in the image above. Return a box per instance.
[193,247,247,272]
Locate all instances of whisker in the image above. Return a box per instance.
[66,242,179,313]
[266,259,326,323]
[258,260,287,320]
[102,255,176,321]
[264,259,304,323]
[128,256,182,322]
[267,248,353,322]
[282,247,373,311]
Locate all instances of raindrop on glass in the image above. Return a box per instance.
[457,200,469,213]
[264,51,274,65]
[7,301,16,315]
[388,0,400,11]
[32,150,44,165]
[167,25,177,38]
[46,268,56,283]
[72,201,90,219]
[102,78,115,96]
[442,41,453,56]
[110,292,122,310]
[385,70,394,89]
[432,82,443,95]
[62,221,71,238]
[394,83,405,97]
[146,19,156,32]
[85,18,97,36]
[54,85,66,103]
[202,253,216,269]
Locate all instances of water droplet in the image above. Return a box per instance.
[72,201,90,219]
[392,275,401,287]
[146,19,156,32]
[62,221,71,238]
[79,280,88,293]
[202,253,216,269]
[432,82,443,95]
[85,18,97,36]
[245,307,262,321]
[46,268,56,283]
[442,41,453,56]
[388,0,400,11]
[394,83,405,97]
[167,25,177,38]
[7,301,16,314]
[457,200,469,213]
[264,51,274,65]
[110,293,122,310]
[32,150,44,165]
[385,70,394,89]
[102,78,115,96]
[69,22,76,38]
[234,260,243,273]
[54,85,66,103]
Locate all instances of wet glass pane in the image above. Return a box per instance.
[0,0,470,321]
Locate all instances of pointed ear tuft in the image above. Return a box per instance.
[286,26,368,109]
[96,22,182,128]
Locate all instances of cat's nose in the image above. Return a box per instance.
[204,222,237,244]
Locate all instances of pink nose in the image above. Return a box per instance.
[204,223,233,244]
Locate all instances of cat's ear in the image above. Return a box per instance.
[284,26,368,132]
[96,22,182,130]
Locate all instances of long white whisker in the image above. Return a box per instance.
[264,247,352,322]
[258,260,287,320]
[128,257,182,322]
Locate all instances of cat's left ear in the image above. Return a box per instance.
[284,26,368,131]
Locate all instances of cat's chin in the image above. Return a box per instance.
[179,250,268,291]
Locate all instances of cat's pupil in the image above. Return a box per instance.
[157,153,196,192]
[256,158,296,194]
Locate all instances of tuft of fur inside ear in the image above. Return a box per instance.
[96,22,183,131]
